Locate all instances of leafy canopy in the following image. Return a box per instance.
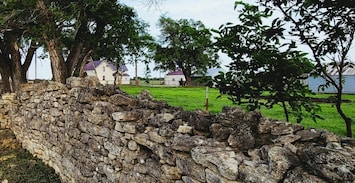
[154,16,219,85]
[259,0,354,137]
[214,1,321,122]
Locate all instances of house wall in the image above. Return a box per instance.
[95,61,116,85]
[121,76,130,85]
[85,70,96,77]
[164,75,185,86]
[308,75,355,94]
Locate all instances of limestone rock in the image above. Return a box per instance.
[300,146,355,182]
[172,134,207,152]
[148,131,166,144]
[271,134,301,145]
[205,168,240,183]
[66,76,100,88]
[137,89,154,101]
[176,155,206,182]
[239,163,275,183]
[227,124,255,151]
[271,122,301,136]
[177,124,193,134]
[112,111,141,122]
[161,165,181,180]
[181,176,202,183]
[181,110,212,132]
[217,106,245,127]
[49,108,62,117]
[109,94,137,106]
[267,146,300,180]
[127,140,138,151]
[210,123,234,141]
[115,122,136,134]
[296,128,321,141]
[191,146,242,180]
[104,141,122,156]
[118,171,158,183]
[283,167,327,183]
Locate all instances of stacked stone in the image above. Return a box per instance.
[0,92,16,129]
[0,77,353,183]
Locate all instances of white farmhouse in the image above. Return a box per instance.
[164,68,226,86]
[84,60,130,85]
[164,70,185,86]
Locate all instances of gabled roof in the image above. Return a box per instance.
[119,65,128,72]
[84,60,128,72]
[166,70,184,76]
[84,61,101,71]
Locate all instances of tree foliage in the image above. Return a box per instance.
[0,0,38,92]
[0,0,150,88]
[214,1,321,122]
[154,16,219,86]
[35,0,146,83]
[259,0,354,137]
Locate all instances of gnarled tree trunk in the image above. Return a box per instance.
[78,50,93,77]
[21,41,37,82]
[0,55,12,93]
[9,36,22,92]
[46,39,68,83]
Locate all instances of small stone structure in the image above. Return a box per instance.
[0,77,354,183]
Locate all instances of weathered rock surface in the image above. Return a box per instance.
[0,77,353,183]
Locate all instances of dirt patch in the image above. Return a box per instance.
[0,129,61,183]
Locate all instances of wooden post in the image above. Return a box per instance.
[205,86,209,111]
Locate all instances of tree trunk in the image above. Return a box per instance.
[336,104,352,137]
[181,64,192,86]
[344,117,353,138]
[66,42,84,76]
[9,37,22,92]
[21,41,37,82]
[184,75,192,86]
[282,101,289,122]
[46,39,68,83]
[336,91,353,137]
[67,18,88,76]
[78,50,93,77]
[37,0,68,83]
[0,55,12,93]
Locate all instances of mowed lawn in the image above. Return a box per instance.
[119,85,355,137]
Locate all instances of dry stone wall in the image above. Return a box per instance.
[0,76,354,183]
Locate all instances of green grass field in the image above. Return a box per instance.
[120,85,355,137]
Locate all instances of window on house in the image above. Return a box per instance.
[103,76,105,80]
[103,66,105,72]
